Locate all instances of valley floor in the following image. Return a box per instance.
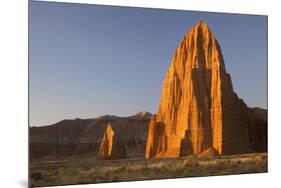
[30,153,267,187]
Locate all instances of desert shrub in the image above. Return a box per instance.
[257,154,267,161]
[56,167,77,183]
[199,156,210,161]
[261,154,267,160]
[101,173,111,181]
[116,166,126,172]
[57,168,67,177]
[207,167,219,174]
[140,165,150,173]
[189,160,199,168]
[82,165,92,171]
[111,175,119,182]
[183,160,190,168]
[31,172,44,181]
[251,153,262,161]
[164,161,175,170]
[230,162,239,169]
[216,160,227,167]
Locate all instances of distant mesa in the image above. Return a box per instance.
[98,123,126,160]
[145,20,267,158]
[135,111,152,117]
[29,113,150,160]
[129,111,153,120]
[96,114,119,120]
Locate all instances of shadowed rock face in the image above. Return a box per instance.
[98,124,126,160]
[248,108,267,152]
[146,21,267,158]
[30,112,151,160]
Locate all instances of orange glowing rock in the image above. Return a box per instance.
[146,21,266,158]
[98,123,126,159]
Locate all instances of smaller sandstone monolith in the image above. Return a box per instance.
[98,123,126,160]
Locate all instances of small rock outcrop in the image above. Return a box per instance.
[98,123,126,160]
[146,21,267,158]
[30,113,150,160]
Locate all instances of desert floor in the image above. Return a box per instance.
[30,153,267,187]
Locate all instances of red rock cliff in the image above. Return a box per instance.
[146,21,264,158]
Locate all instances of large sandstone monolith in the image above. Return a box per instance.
[98,123,126,160]
[146,20,258,158]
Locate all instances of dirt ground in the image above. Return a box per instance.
[30,153,267,187]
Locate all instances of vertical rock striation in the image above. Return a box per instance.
[98,123,126,160]
[146,21,266,158]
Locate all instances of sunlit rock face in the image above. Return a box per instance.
[98,123,126,160]
[146,21,266,158]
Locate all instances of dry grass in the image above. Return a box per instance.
[30,153,267,187]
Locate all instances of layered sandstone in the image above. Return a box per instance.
[146,21,266,158]
[30,112,150,160]
[98,123,126,160]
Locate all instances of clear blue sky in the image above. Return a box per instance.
[29,1,267,126]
